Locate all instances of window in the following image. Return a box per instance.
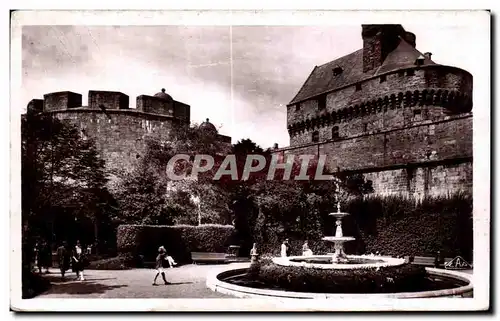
[380,75,387,83]
[332,126,339,139]
[355,83,362,91]
[312,131,319,143]
[398,71,405,77]
[295,103,301,111]
[363,123,368,132]
[407,69,415,76]
[333,66,343,76]
[413,109,422,116]
[318,95,326,110]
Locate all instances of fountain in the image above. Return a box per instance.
[322,202,356,263]
[206,181,473,299]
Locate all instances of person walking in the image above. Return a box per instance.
[153,246,171,286]
[37,240,52,274]
[72,240,86,281]
[57,241,70,279]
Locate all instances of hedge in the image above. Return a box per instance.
[117,224,236,264]
[239,258,430,293]
[252,193,473,260]
[87,253,135,270]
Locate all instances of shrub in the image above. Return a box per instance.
[22,268,51,299]
[87,253,135,270]
[247,260,428,293]
[252,193,473,261]
[117,224,235,264]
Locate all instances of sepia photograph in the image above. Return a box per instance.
[9,9,490,312]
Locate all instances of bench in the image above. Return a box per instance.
[404,256,454,267]
[191,252,227,264]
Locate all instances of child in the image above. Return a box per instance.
[302,241,313,256]
[153,246,171,286]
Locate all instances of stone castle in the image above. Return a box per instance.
[273,24,473,198]
[26,88,232,179]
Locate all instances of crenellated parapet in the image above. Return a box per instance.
[287,89,472,137]
[29,89,190,122]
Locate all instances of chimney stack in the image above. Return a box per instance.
[273,143,279,149]
[361,24,407,73]
[424,52,432,60]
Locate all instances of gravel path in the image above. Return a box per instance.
[35,262,250,299]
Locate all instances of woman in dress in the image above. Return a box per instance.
[72,240,85,281]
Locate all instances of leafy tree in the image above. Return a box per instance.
[114,124,232,226]
[21,112,113,262]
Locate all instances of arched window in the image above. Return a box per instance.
[312,131,319,143]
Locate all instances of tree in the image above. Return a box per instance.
[114,124,232,226]
[21,112,113,261]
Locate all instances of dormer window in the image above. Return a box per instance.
[415,55,425,66]
[333,66,343,76]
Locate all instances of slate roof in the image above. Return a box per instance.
[288,37,435,105]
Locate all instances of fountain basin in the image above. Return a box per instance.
[207,265,473,299]
[273,255,405,270]
[322,236,356,242]
[328,212,351,218]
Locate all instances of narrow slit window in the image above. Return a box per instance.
[318,95,326,110]
[296,103,301,111]
[332,126,339,139]
[312,131,319,142]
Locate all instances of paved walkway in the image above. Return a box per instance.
[35,262,250,299]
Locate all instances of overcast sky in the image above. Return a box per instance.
[21,22,483,148]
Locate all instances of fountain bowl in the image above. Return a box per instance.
[329,212,351,219]
[322,236,356,242]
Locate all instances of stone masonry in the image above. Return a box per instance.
[274,24,473,198]
[26,89,231,183]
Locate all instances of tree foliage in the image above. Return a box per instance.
[21,112,114,258]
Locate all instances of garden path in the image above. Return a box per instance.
[35,262,250,299]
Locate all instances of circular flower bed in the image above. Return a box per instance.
[236,258,458,294]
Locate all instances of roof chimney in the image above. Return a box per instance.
[424,52,432,60]
[361,24,407,73]
[273,143,279,149]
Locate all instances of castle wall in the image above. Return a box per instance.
[274,114,472,197]
[363,161,472,198]
[136,95,174,116]
[50,110,182,177]
[287,65,473,146]
[88,91,130,110]
[43,92,83,112]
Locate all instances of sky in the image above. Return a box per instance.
[20,21,485,149]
